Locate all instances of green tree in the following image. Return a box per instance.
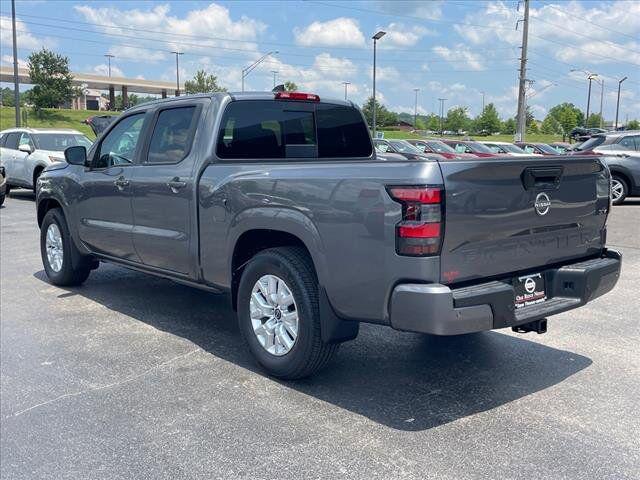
[184,69,226,94]
[501,118,516,134]
[362,96,397,128]
[475,103,501,134]
[425,113,441,132]
[627,119,640,130]
[527,121,539,134]
[548,103,583,131]
[27,48,74,111]
[525,105,535,127]
[444,106,471,133]
[284,81,298,92]
[586,113,603,128]
[541,114,562,134]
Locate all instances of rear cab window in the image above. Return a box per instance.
[216,100,372,160]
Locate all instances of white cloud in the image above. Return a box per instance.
[74,3,265,62]
[293,18,365,47]
[0,15,55,52]
[92,63,124,77]
[379,23,435,48]
[107,46,166,63]
[432,45,484,70]
[454,1,640,65]
[1,55,28,69]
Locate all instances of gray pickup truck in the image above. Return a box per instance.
[36,92,621,379]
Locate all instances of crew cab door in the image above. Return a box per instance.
[129,103,202,276]
[76,112,147,260]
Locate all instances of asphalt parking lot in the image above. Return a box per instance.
[1,190,639,480]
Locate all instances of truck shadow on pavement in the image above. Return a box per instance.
[34,264,592,432]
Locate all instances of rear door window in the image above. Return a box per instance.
[4,132,20,150]
[217,101,315,159]
[618,135,639,151]
[146,106,198,164]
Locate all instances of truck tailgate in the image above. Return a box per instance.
[437,156,610,285]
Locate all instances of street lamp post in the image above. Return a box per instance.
[104,54,115,77]
[615,76,628,129]
[171,51,183,96]
[413,88,420,129]
[271,70,278,89]
[371,31,386,139]
[571,69,598,127]
[438,98,447,135]
[342,81,350,100]
[241,51,278,92]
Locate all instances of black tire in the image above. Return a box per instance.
[611,175,628,205]
[237,247,338,379]
[33,168,44,193]
[0,194,4,206]
[40,208,92,286]
[5,184,10,196]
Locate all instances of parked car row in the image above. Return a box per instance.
[374,130,640,205]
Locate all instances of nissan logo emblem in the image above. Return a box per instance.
[534,192,551,216]
[524,277,536,294]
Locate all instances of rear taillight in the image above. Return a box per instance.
[274,92,320,101]
[387,186,443,256]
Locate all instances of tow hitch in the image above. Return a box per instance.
[512,319,547,334]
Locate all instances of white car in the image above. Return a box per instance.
[481,141,542,157]
[0,128,92,192]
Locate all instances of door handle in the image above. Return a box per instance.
[114,176,130,190]
[167,177,187,193]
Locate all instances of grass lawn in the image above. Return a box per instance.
[0,106,119,139]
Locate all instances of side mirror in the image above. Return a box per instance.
[18,144,32,153]
[64,145,87,166]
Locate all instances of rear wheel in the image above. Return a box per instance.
[611,175,628,205]
[40,208,92,286]
[237,247,338,379]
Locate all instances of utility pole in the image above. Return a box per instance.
[598,79,604,128]
[342,81,350,100]
[371,31,386,139]
[11,0,20,126]
[585,74,597,126]
[515,0,530,142]
[104,54,115,77]
[413,88,420,129]
[438,98,447,135]
[271,70,278,89]
[481,91,485,113]
[171,51,183,96]
[615,76,627,129]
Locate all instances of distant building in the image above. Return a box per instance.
[67,89,109,111]
[394,120,414,131]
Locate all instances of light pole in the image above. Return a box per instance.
[615,76,628,129]
[271,70,278,88]
[598,78,604,128]
[371,31,386,139]
[342,81,350,100]
[11,0,20,126]
[481,91,485,113]
[171,51,183,96]
[104,54,115,77]
[413,88,420,129]
[438,98,447,135]
[241,51,278,92]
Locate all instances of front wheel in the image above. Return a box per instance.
[237,247,338,379]
[611,175,628,205]
[40,208,92,286]
[0,194,4,206]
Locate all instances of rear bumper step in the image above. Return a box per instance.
[389,249,621,335]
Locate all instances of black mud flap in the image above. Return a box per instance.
[319,286,359,344]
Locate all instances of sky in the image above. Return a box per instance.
[1,0,639,121]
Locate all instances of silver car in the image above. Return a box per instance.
[0,128,92,192]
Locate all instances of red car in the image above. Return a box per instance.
[406,139,476,159]
[441,139,497,158]
[515,142,559,156]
